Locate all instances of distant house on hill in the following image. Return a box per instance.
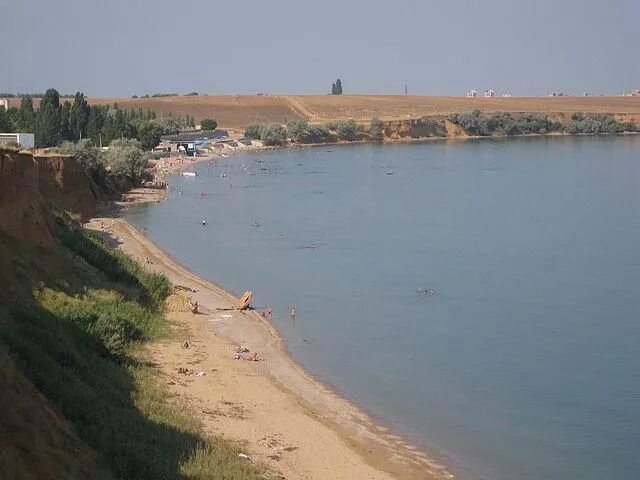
[630,89,640,97]
[484,89,495,98]
[466,89,478,98]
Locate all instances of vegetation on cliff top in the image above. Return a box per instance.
[448,110,638,136]
[2,88,198,148]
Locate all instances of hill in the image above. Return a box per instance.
[84,95,640,129]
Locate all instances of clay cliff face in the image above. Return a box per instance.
[382,117,451,139]
[0,149,97,248]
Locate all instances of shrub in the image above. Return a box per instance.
[306,125,332,143]
[244,122,265,139]
[106,138,150,188]
[287,120,309,142]
[330,119,359,141]
[260,124,287,146]
[370,117,385,142]
[200,118,217,130]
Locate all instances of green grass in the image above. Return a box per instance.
[0,222,268,479]
[58,224,171,310]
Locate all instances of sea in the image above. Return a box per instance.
[125,135,640,480]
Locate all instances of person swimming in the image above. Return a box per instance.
[202,218,207,226]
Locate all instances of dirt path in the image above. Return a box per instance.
[86,217,455,480]
[285,96,321,122]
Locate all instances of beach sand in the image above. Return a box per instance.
[86,216,454,480]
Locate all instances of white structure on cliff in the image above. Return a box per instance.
[466,89,478,98]
[484,89,495,98]
[0,133,35,148]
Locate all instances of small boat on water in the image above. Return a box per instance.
[182,172,198,177]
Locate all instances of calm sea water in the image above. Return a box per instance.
[126,136,640,480]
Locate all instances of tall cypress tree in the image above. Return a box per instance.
[35,88,61,147]
[70,92,90,140]
[335,78,343,95]
[60,101,73,141]
[0,106,12,133]
[18,95,35,131]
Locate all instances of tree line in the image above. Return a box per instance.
[244,118,371,146]
[0,88,198,149]
[448,110,639,136]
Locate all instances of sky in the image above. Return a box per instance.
[1,0,638,97]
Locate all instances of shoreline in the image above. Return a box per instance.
[87,211,458,480]
[109,131,640,479]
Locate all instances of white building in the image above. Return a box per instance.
[0,133,35,149]
[1,98,8,110]
[484,89,495,98]
[466,89,478,98]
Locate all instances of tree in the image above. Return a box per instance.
[60,101,73,141]
[335,78,343,95]
[70,92,91,140]
[136,121,163,150]
[17,96,35,131]
[106,138,149,187]
[200,118,217,130]
[0,106,13,132]
[331,82,337,95]
[87,105,107,145]
[57,139,111,192]
[158,117,181,135]
[370,117,384,142]
[35,88,62,147]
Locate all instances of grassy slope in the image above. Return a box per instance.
[0,216,266,480]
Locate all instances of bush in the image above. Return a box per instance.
[287,120,309,142]
[306,125,332,143]
[287,121,332,144]
[57,139,116,196]
[370,117,385,142]
[563,113,633,134]
[106,138,150,188]
[200,118,217,130]
[244,122,265,139]
[330,119,359,141]
[260,124,288,146]
[448,110,637,136]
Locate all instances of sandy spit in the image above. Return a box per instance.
[86,216,455,480]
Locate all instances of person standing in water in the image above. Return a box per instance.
[290,306,296,318]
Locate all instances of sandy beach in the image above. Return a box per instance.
[86,215,454,480]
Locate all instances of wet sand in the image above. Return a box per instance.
[86,216,454,480]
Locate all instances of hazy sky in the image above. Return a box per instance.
[1,0,638,97]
